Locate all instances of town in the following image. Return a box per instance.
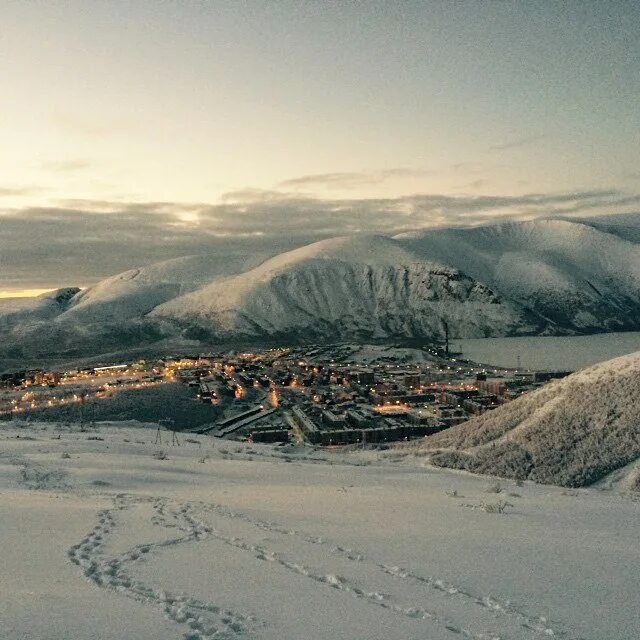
[0,343,570,446]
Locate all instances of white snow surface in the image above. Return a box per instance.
[150,235,531,339]
[0,420,638,640]
[0,288,79,327]
[394,218,640,331]
[60,253,271,323]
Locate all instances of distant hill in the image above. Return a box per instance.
[395,218,640,332]
[418,352,640,488]
[4,215,640,363]
[149,235,536,341]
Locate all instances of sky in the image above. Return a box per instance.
[1,0,639,293]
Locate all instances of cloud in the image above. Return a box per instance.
[41,159,94,172]
[379,168,433,179]
[489,134,546,151]
[220,188,300,203]
[0,185,46,197]
[278,168,432,190]
[199,188,639,236]
[279,172,367,189]
[1,188,638,288]
[454,179,489,191]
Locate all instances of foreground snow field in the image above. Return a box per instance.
[0,422,638,640]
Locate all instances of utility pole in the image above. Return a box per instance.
[159,418,179,446]
[442,320,450,356]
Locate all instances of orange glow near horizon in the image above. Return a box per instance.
[0,288,54,299]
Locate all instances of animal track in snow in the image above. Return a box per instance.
[0,452,70,490]
[68,494,585,640]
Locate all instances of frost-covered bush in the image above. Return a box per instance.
[432,442,534,481]
[482,500,513,514]
[624,465,640,492]
[430,450,473,471]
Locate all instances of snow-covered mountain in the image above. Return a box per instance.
[149,236,538,341]
[57,252,271,324]
[395,218,640,332]
[419,350,640,488]
[4,215,640,363]
[0,287,79,331]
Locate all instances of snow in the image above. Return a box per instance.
[5,216,640,364]
[418,351,640,488]
[59,253,271,323]
[1,421,638,640]
[0,287,79,327]
[150,235,533,340]
[394,218,640,331]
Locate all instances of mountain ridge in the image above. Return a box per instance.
[3,215,640,362]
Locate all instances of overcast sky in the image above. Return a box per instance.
[1,1,639,292]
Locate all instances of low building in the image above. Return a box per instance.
[355,369,375,385]
[250,429,289,443]
[290,406,319,438]
[322,410,347,429]
[406,408,437,425]
[404,373,421,389]
[346,409,382,429]
[475,379,507,396]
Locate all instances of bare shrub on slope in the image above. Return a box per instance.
[431,442,534,481]
[627,466,640,492]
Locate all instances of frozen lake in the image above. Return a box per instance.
[454,331,640,371]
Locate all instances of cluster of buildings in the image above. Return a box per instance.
[0,369,62,388]
[159,346,570,446]
[0,361,168,418]
[0,345,571,447]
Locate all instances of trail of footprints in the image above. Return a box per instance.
[69,495,585,640]
[68,494,255,640]
[189,501,578,640]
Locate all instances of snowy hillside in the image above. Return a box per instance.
[1,420,638,640]
[150,236,538,341]
[395,218,640,332]
[0,254,270,367]
[59,253,272,324]
[417,351,640,487]
[0,287,79,329]
[5,216,640,362]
